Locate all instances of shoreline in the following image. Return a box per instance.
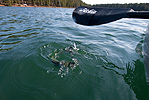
[0,4,74,8]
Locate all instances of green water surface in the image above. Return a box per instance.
[0,7,149,100]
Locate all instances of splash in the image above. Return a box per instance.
[73,43,79,50]
[48,43,79,68]
[40,43,80,78]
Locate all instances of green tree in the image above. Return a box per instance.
[2,0,88,7]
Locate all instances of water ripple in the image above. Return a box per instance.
[0,7,148,100]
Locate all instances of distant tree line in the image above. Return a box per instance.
[0,0,88,7]
[93,3,149,11]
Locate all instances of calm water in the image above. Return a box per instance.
[0,7,149,100]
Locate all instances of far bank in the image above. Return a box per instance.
[0,4,75,8]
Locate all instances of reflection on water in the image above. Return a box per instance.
[144,24,149,85]
[102,58,149,99]
[124,60,149,100]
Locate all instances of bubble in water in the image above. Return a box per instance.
[47,70,50,73]
[79,71,82,74]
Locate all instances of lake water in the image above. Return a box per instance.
[0,7,149,100]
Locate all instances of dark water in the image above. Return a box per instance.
[0,7,149,100]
